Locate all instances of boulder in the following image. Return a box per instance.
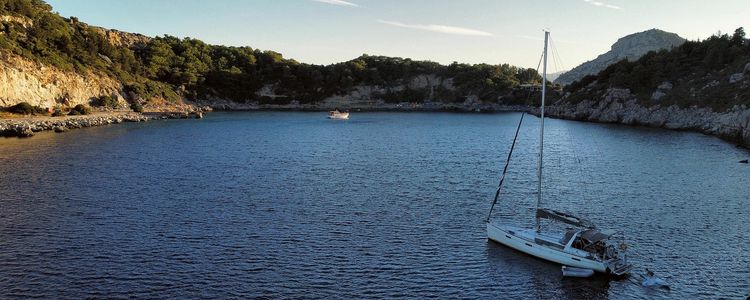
[53,126,68,133]
[703,80,720,89]
[729,73,745,84]
[651,90,667,101]
[17,127,34,137]
[657,82,673,90]
[744,62,750,75]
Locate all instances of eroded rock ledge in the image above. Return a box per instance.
[545,88,750,148]
[0,111,204,138]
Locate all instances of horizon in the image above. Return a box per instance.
[41,0,750,70]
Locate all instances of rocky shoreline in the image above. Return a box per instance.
[543,88,750,148]
[4,99,749,150]
[0,110,205,138]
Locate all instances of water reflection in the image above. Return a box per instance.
[485,240,610,299]
[0,112,748,298]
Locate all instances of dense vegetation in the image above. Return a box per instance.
[565,28,750,111]
[0,0,543,107]
[6,101,45,114]
[95,95,118,109]
[67,103,90,115]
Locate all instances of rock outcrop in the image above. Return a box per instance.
[0,111,206,138]
[0,52,123,109]
[91,27,151,48]
[547,88,750,147]
[555,29,686,86]
[0,15,33,28]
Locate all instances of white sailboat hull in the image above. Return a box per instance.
[486,222,608,273]
[484,31,632,277]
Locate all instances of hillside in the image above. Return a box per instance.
[555,29,685,86]
[549,28,750,147]
[0,0,544,113]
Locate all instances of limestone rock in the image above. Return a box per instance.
[703,80,720,89]
[0,15,33,28]
[90,27,151,48]
[651,90,667,101]
[0,52,122,109]
[657,82,673,90]
[546,92,750,148]
[555,29,686,86]
[729,73,745,84]
[17,126,34,138]
[651,82,673,100]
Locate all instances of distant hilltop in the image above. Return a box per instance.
[550,27,750,148]
[555,29,686,86]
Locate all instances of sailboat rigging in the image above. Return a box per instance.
[485,30,632,277]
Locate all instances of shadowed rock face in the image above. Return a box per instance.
[545,88,750,148]
[555,29,686,86]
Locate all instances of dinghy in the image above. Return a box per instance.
[562,266,595,278]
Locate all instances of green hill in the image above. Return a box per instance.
[0,0,543,110]
[563,28,749,111]
[551,28,750,147]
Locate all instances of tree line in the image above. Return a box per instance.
[0,0,543,106]
[565,27,749,111]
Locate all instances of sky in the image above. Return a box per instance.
[46,0,748,71]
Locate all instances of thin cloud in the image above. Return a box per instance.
[312,0,358,7]
[377,20,493,37]
[583,0,622,10]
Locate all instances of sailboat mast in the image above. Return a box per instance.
[535,30,549,233]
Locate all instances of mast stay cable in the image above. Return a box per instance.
[486,112,526,223]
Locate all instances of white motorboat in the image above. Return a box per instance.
[328,110,349,120]
[484,31,632,277]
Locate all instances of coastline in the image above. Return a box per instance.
[0,110,204,138]
[213,104,750,150]
[540,89,750,149]
[3,104,748,151]
[543,108,750,150]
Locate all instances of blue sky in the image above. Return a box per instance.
[47,0,747,70]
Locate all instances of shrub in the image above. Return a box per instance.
[95,95,119,108]
[68,104,91,115]
[7,102,46,115]
[130,102,144,113]
[51,106,64,117]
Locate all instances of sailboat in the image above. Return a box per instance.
[485,31,632,277]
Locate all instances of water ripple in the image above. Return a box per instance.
[0,112,748,299]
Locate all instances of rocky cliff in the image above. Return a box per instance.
[0,11,147,110]
[91,26,151,48]
[554,28,750,148]
[555,29,686,86]
[547,88,750,147]
[0,52,124,108]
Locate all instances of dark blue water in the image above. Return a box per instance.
[0,112,748,299]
